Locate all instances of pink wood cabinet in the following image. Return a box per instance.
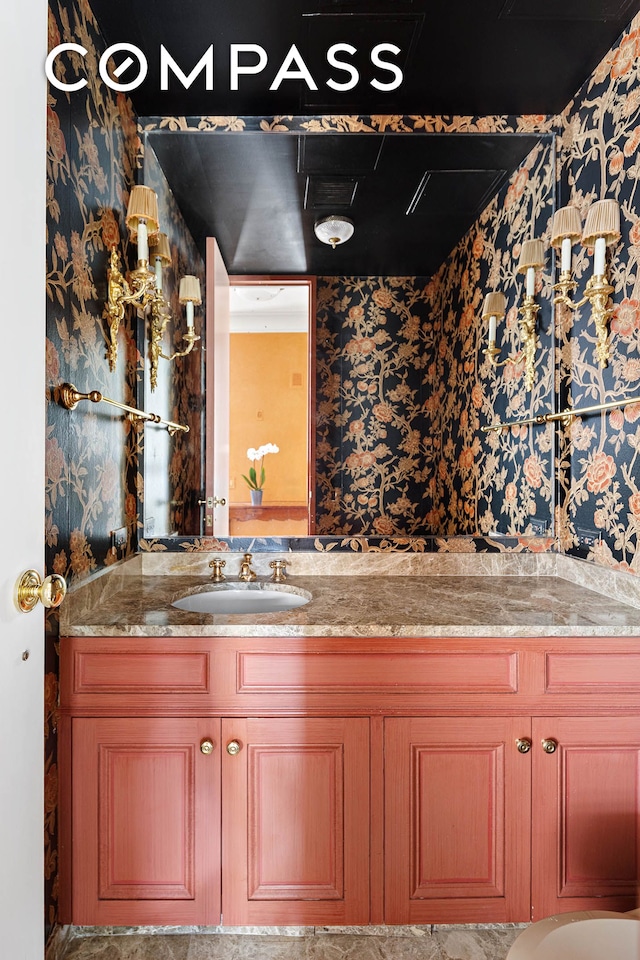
[220,717,370,925]
[531,716,640,920]
[71,717,221,925]
[59,634,640,927]
[384,716,532,923]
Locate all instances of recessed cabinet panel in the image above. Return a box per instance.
[72,717,221,925]
[98,743,195,899]
[385,717,531,924]
[221,717,369,925]
[247,743,344,900]
[532,717,640,919]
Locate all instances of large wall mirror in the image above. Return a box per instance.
[141,125,555,543]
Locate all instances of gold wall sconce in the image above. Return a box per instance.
[147,235,201,391]
[483,239,543,392]
[551,199,620,368]
[105,185,159,371]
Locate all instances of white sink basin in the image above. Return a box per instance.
[172,583,311,615]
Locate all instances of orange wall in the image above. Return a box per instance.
[229,332,308,503]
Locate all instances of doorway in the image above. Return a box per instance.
[226,277,315,537]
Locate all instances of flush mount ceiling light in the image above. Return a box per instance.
[314,214,354,249]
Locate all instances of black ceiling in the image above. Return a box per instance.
[89,0,639,118]
[146,130,541,275]
[85,0,640,276]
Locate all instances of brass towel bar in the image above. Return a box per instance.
[57,383,189,435]
[482,394,640,433]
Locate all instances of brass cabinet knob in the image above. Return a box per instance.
[516,738,532,754]
[542,738,558,754]
[226,740,241,756]
[15,570,67,613]
[200,739,215,755]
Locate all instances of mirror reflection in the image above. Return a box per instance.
[141,128,555,542]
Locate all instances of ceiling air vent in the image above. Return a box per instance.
[304,176,359,209]
[407,170,506,218]
[499,0,636,20]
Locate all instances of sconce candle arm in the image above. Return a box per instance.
[159,328,201,363]
[57,382,189,435]
[482,394,640,433]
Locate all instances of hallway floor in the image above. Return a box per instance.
[60,926,526,960]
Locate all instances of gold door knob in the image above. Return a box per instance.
[516,737,532,754]
[200,739,215,755]
[213,497,226,507]
[15,570,67,613]
[226,740,241,756]
[542,738,558,754]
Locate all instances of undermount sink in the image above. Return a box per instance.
[172,583,312,615]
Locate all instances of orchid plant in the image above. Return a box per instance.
[242,443,279,490]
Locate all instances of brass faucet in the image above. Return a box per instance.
[238,552,257,582]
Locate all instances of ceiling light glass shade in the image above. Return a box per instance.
[314,215,354,248]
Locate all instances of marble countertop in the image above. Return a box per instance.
[60,553,640,638]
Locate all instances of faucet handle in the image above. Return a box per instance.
[269,559,288,582]
[209,558,226,582]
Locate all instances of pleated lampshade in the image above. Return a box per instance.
[550,206,582,247]
[150,232,171,265]
[125,186,160,241]
[179,275,202,305]
[581,198,621,247]
[481,291,506,319]
[517,239,545,273]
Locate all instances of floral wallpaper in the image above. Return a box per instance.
[44,0,205,936]
[315,276,435,536]
[314,141,555,538]
[554,12,640,575]
[45,0,142,934]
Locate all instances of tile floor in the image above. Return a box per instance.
[58,926,527,960]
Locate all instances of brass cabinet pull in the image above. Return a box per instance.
[542,738,558,754]
[200,739,215,755]
[226,740,241,756]
[15,570,67,613]
[516,737,532,754]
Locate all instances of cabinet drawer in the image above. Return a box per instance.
[236,650,519,694]
[61,638,217,714]
[546,653,640,694]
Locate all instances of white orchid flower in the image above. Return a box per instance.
[243,442,279,491]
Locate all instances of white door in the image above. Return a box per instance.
[0,1,47,956]
[205,238,230,536]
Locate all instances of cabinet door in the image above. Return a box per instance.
[385,717,531,924]
[72,717,221,925]
[532,717,640,920]
[221,717,370,925]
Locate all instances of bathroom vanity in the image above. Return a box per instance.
[58,553,640,929]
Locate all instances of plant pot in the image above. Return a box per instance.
[250,489,263,506]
